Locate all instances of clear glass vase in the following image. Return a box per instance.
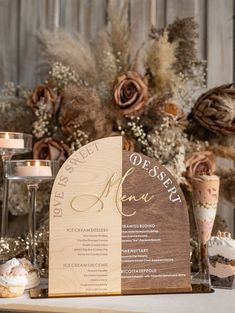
[0,132,32,239]
[5,159,59,266]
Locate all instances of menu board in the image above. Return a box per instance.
[49,136,191,297]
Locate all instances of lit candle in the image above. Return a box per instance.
[0,132,24,149]
[16,161,52,177]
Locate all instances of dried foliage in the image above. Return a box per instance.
[167,17,199,75]
[38,31,97,85]
[107,0,130,72]
[60,85,112,142]
[94,30,118,94]
[144,31,177,96]
[208,144,235,161]
[0,83,34,133]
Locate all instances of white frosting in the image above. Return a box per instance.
[0,275,28,287]
[208,236,235,259]
[25,271,40,290]
[6,258,20,268]
[194,206,216,220]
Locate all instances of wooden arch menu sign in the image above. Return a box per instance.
[49,136,191,297]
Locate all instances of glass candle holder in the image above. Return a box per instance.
[5,160,59,266]
[192,175,220,286]
[0,132,32,238]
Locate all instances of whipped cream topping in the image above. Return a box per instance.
[0,257,29,289]
[0,275,28,287]
[6,258,20,268]
[193,175,220,182]
[208,235,235,260]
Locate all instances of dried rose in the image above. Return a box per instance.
[185,151,216,180]
[160,101,187,125]
[192,84,235,135]
[27,84,59,115]
[33,138,70,162]
[114,71,148,116]
[162,102,181,116]
[122,136,135,151]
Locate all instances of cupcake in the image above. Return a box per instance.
[0,258,28,297]
[19,258,40,289]
[208,231,235,289]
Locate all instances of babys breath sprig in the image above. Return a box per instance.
[147,116,188,184]
[173,59,207,113]
[32,100,52,138]
[67,125,89,152]
[0,82,17,112]
[118,116,154,156]
[47,62,87,89]
[1,82,16,97]
[115,51,122,72]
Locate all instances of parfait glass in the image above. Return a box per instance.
[0,132,32,238]
[192,175,220,286]
[5,160,59,267]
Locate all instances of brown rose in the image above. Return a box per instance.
[122,136,135,152]
[114,71,148,116]
[185,151,216,181]
[160,101,187,126]
[27,84,59,115]
[33,138,70,162]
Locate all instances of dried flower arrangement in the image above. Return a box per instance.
[0,1,234,244]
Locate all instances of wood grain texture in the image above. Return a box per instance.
[49,137,191,296]
[166,0,198,23]
[166,0,207,60]
[206,0,234,234]
[60,0,80,33]
[206,0,234,87]
[0,304,131,313]
[129,0,152,52]
[194,0,206,59]
[155,0,166,28]
[18,0,60,87]
[0,0,19,85]
[49,137,122,296]
[78,0,107,39]
[122,151,191,293]
[0,0,234,88]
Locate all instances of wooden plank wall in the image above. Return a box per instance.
[0,0,234,232]
[0,0,234,88]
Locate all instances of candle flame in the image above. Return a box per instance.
[35,161,40,167]
[27,162,31,166]
[5,132,9,139]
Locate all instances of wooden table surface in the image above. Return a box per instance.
[0,287,234,313]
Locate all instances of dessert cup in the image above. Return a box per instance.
[192,175,220,286]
